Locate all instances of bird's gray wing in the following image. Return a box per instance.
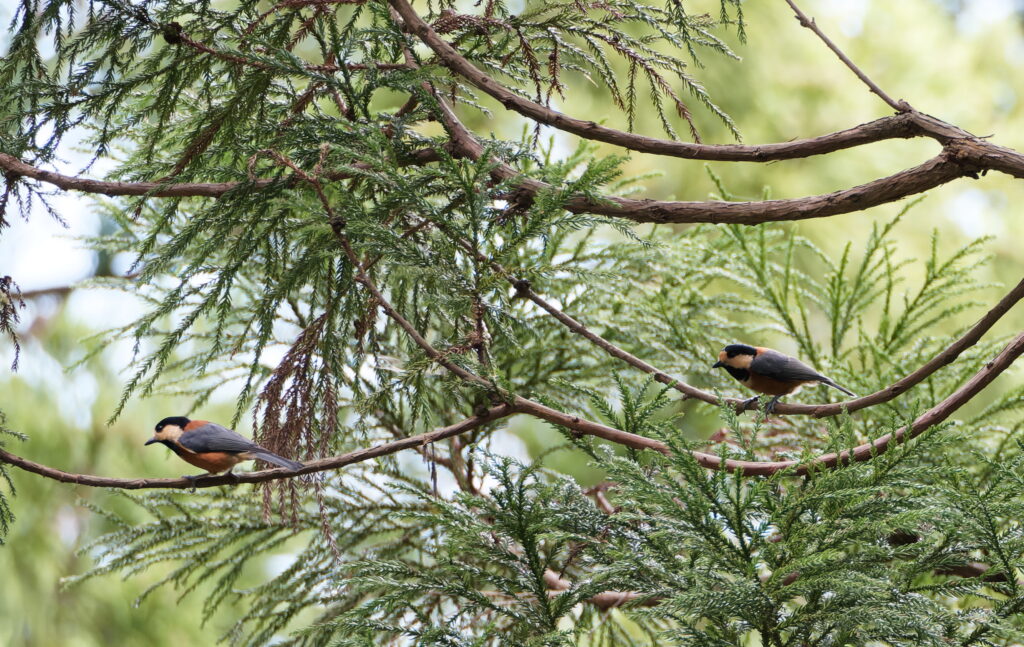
[178,423,260,454]
[750,349,825,382]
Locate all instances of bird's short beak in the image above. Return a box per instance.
[712,361,724,369]
[144,438,157,446]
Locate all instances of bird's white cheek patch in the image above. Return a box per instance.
[154,424,185,442]
[731,354,754,369]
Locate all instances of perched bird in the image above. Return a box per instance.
[145,416,303,483]
[712,344,854,413]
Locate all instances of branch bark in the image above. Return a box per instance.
[543,570,659,610]
[390,0,931,161]
[0,149,442,198]
[0,404,515,489]
[514,272,1024,418]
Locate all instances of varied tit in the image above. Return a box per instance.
[712,344,854,413]
[145,416,303,483]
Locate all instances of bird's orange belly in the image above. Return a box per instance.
[745,374,803,396]
[180,451,244,473]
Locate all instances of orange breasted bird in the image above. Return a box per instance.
[145,416,303,483]
[712,344,854,413]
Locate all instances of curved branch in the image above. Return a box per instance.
[0,149,443,198]
[564,153,968,224]
[390,0,929,161]
[0,404,515,489]
[479,333,1024,476]
[519,273,1024,417]
[413,69,973,230]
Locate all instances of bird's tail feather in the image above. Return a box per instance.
[820,379,855,397]
[254,451,304,471]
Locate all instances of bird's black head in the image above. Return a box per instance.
[713,344,757,369]
[155,416,190,432]
[722,344,757,358]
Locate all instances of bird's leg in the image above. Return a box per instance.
[740,396,761,413]
[182,472,218,493]
[764,396,783,415]
[223,468,239,484]
[182,474,203,493]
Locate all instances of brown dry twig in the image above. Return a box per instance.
[0,404,515,490]
[784,0,911,112]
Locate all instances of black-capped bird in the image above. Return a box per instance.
[712,344,854,413]
[145,416,303,483]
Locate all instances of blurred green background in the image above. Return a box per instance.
[3,0,1024,644]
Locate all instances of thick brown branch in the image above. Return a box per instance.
[564,153,968,224]
[412,69,970,230]
[390,0,928,161]
[0,404,514,489]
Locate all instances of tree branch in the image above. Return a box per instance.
[564,152,970,224]
[783,0,911,112]
[0,404,515,490]
[390,0,930,161]
[0,149,442,198]
[514,271,1024,418]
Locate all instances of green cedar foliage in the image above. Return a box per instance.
[3,1,1024,646]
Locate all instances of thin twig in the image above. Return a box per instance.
[0,150,442,198]
[783,0,911,112]
[0,404,516,489]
